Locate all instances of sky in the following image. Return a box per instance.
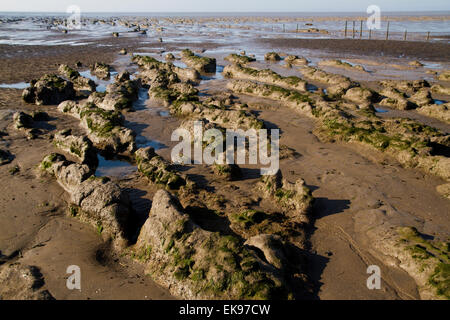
[0,0,449,13]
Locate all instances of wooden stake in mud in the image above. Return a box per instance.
[404,30,407,41]
[386,21,390,40]
[369,28,372,40]
[427,31,430,41]
[352,21,355,38]
[344,21,348,37]
[296,24,299,33]
[360,20,363,39]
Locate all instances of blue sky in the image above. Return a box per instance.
[0,0,449,12]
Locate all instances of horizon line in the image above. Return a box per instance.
[1,10,449,13]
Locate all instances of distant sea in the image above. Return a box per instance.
[0,11,449,18]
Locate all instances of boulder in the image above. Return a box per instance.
[91,62,111,80]
[136,147,187,190]
[53,129,98,165]
[40,153,131,245]
[58,101,136,155]
[22,74,75,105]
[344,87,374,105]
[409,88,433,107]
[135,190,289,299]
[58,64,96,91]
[244,234,287,270]
[284,55,308,66]
[213,163,242,181]
[0,264,54,300]
[264,52,281,62]
[224,53,256,65]
[180,49,216,73]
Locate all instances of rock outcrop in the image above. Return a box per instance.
[58,64,96,92]
[180,49,216,73]
[223,64,307,92]
[91,62,111,80]
[22,74,75,105]
[40,153,131,247]
[58,100,136,155]
[135,190,290,299]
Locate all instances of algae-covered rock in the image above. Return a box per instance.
[344,87,375,105]
[135,190,290,299]
[224,53,256,65]
[136,147,188,190]
[379,88,415,110]
[40,153,131,246]
[319,59,367,72]
[180,49,216,73]
[22,74,75,105]
[58,64,96,91]
[264,52,281,62]
[98,71,140,111]
[91,62,111,80]
[355,209,449,300]
[260,170,313,225]
[244,234,288,270]
[223,64,307,92]
[431,84,450,96]
[284,55,308,66]
[409,88,433,107]
[58,101,136,155]
[53,129,98,165]
[438,70,450,81]
[213,163,242,181]
[300,67,355,96]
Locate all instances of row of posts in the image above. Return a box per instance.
[342,20,431,41]
[274,22,432,41]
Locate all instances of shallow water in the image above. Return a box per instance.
[1,13,448,47]
[0,82,29,89]
[79,70,117,93]
[95,154,136,178]
[375,107,389,113]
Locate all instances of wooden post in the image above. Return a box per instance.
[296,24,299,33]
[404,30,407,41]
[352,21,355,38]
[283,24,285,32]
[369,28,372,40]
[427,31,430,41]
[386,21,390,40]
[360,20,363,39]
[344,21,348,37]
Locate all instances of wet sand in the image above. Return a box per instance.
[257,38,450,61]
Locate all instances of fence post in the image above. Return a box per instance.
[386,21,390,40]
[296,24,299,33]
[344,21,348,37]
[360,20,363,39]
[352,21,355,38]
[404,30,407,41]
[427,31,430,41]
[283,24,285,32]
[369,28,372,39]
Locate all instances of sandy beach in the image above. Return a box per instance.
[0,12,449,301]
